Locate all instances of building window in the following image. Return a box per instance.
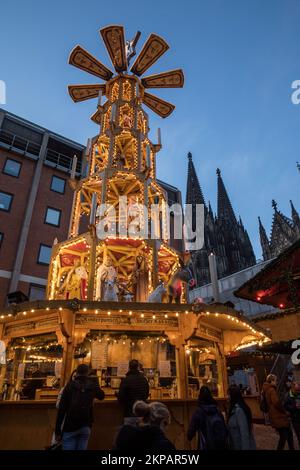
[44,207,61,227]
[51,175,66,194]
[0,232,3,248]
[0,191,13,212]
[3,158,22,177]
[37,244,52,265]
[29,284,46,301]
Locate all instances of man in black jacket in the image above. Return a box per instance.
[55,364,105,450]
[117,359,149,424]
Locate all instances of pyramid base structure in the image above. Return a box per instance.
[0,299,270,401]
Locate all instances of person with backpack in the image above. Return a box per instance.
[117,359,149,424]
[262,374,294,450]
[115,401,175,452]
[227,384,256,450]
[187,386,228,450]
[55,364,105,450]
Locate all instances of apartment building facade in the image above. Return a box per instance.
[0,109,85,306]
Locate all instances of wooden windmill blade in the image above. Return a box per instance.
[68,84,106,102]
[69,45,113,81]
[143,92,175,118]
[100,25,127,73]
[130,34,169,76]
[90,108,102,124]
[141,69,184,89]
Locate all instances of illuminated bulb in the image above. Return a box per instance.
[141,341,144,345]
[107,311,111,316]
[8,314,12,317]
[83,308,87,312]
[175,312,179,317]
[46,308,49,311]
[152,315,156,319]
[23,312,27,315]
[0,315,4,319]
[206,311,210,315]
[31,309,34,313]
[215,313,219,317]
[59,307,62,311]
[141,313,144,318]
[129,311,132,315]
[95,310,98,314]
[119,309,123,313]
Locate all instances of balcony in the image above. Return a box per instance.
[0,129,41,157]
[45,148,82,174]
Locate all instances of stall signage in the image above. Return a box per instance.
[159,360,171,377]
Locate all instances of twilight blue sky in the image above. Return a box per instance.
[1,0,299,258]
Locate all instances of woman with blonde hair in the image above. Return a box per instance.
[262,374,294,450]
[115,401,175,451]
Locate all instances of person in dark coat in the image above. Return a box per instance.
[284,381,300,446]
[227,384,256,450]
[115,400,175,452]
[187,386,227,450]
[55,364,105,450]
[262,374,294,450]
[117,359,149,424]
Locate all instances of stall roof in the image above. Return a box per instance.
[234,238,300,309]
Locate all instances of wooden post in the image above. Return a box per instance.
[215,342,228,398]
[176,344,188,399]
[87,227,97,300]
[57,308,76,386]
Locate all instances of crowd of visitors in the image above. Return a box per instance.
[53,363,300,451]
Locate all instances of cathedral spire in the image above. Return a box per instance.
[290,200,300,231]
[186,152,206,206]
[270,200,295,257]
[216,168,237,224]
[258,216,271,261]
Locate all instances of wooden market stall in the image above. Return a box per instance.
[0,24,271,448]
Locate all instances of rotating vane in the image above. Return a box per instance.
[68,24,184,119]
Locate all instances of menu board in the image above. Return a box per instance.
[91,341,108,369]
[17,363,25,380]
[159,360,171,377]
[55,361,62,378]
[117,362,129,377]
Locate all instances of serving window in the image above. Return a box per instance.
[2,333,62,400]
[74,330,179,400]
